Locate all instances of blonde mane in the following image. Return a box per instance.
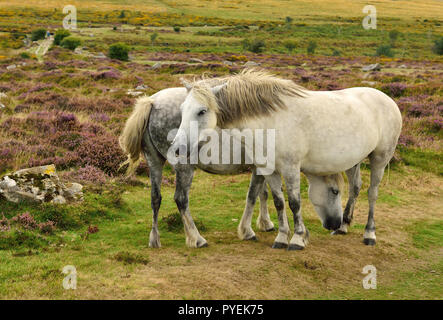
[190,69,307,126]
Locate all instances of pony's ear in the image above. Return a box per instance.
[211,83,226,95]
[180,78,193,92]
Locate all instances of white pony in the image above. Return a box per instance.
[173,69,402,250]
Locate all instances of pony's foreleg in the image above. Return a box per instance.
[333,163,362,235]
[256,183,275,232]
[283,167,309,250]
[174,165,208,248]
[364,153,389,246]
[264,172,290,249]
[238,170,265,241]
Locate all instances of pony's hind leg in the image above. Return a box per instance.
[332,163,362,235]
[174,165,208,248]
[364,152,391,245]
[283,168,309,250]
[264,172,290,249]
[238,169,265,241]
[143,149,165,248]
[256,183,275,232]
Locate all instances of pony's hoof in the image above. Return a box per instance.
[363,238,376,246]
[246,235,258,241]
[272,242,288,249]
[198,242,209,248]
[331,229,347,235]
[288,244,305,251]
[265,227,275,232]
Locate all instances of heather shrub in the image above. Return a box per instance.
[54,29,71,45]
[381,82,407,97]
[77,134,126,174]
[31,28,46,41]
[63,165,109,185]
[61,37,82,50]
[108,43,129,61]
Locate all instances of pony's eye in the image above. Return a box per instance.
[331,188,339,195]
[197,109,207,116]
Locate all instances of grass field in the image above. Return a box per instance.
[0,0,442,299]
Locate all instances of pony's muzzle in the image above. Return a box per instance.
[323,217,342,231]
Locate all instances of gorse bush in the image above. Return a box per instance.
[150,32,158,44]
[60,37,81,50]
[54,29,71,45]
[376,44,394,57]
[31,28,46,41]
[173,26,181,33]
[108,42,129,61]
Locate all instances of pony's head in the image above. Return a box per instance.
[171,81,224,157]
[306,173,344,231]
[171,69,306,157]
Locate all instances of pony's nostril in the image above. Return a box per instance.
[324,218,342,231]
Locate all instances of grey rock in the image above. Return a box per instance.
[244,61,260,67]
[0,164,83,204]
[223,60,234,66]
[135,84,149,91]
[6,64,17,70]
[189,58,204,64]
[152,62,162,69]
[362,63,381,72]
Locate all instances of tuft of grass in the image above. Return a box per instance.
[160,212,207,233]
[113,251,149,265]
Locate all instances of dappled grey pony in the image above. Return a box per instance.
[172,69,402,250]
[119,86,344,249]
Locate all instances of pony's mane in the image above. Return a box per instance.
[190,69,307,126]
[324,173,345,191]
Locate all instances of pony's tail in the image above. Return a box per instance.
[119,95,154,175]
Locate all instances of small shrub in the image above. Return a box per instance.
[173,26,181,33]
[432,37,443,55]
[389,30,401,46]
[20,52,31,59]
[150,32,158,44]
[61,37,81,50]
[283,40,297,53]
[375,44,394,57]
[31,28,46,41]
[242,38,266,53]
[108,42,129,61]
[331,48,341,56]
[285,16,294,24]
[307,41,317,54]
[54,29,71,45]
